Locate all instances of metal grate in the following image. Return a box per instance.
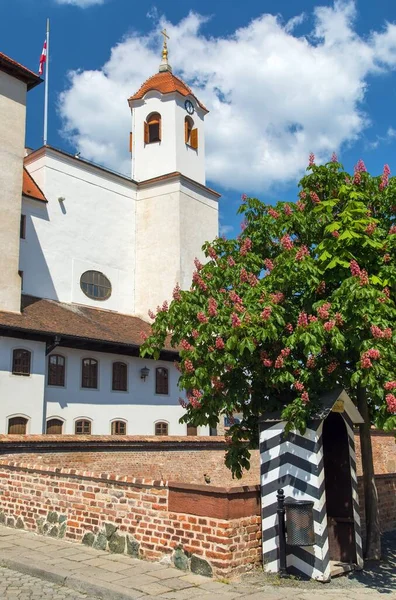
[285,499,315,547]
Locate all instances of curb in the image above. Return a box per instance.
[0,557,142,600]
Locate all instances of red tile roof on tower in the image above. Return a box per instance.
[0,52,42,90]
[128,71,208,112]
[22,168,47,202]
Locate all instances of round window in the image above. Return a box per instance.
[80,270,112,300]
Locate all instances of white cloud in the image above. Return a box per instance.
[58,1,396,192]
[219,224,234,237]
[55,0,105,7]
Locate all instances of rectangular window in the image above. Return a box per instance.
[12,349,31,376]
[20,215,26,239]
[48,355,65,387]
[112,362,127,391]
[82,358,98,389]
[156,367,169,395]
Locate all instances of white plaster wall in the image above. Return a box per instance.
[134,179,181,318]
[131,92,205,185]
[22,150,137,314]
[0,337,46,434]
[0,71,26,312]
[179,181,219,290]
[134,178,219,318]
[44,347,208,435]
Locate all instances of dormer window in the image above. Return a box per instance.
[184,116,198,149]
[145,113,161,144]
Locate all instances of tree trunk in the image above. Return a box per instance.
[357,386,381,560]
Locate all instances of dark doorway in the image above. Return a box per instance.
[323,412,356,564]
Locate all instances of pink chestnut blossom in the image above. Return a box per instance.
[308,152,315,166]
[208,297,218,317]
[324,320,336,332]
[268,207,280,219]
[264,258,274,271]
[215,337,225,350]
[296,245,309,261]
[197,312,208,324]
[284,204,293,216]
[384,381,396,391]
[365,222,377,235]
[294,381,305,392]
[301,391,309,403]
[261,306,272,321]
[297,312,309,328]
[310,191,320,204]
[331,152,338,163]
[240,237,252,256]
[181,339,193,351]
[332,230,340,238]
[184,359,195,373]
[172,284,181,301]
[296,200,306,211]
[318,302,331,320]
[231,313,242,327]
[389,224,396,235]
[194,257,203,271]
[385,394,396,414]
[280,235,294,251]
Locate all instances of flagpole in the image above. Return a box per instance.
[43,18,50,146]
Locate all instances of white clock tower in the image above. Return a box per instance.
[128,31,207,185]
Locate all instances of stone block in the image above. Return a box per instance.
[108,532,125,554]
[126,535,139,558]
[173,547,189,571]
[15,517,24,530]
[58,514,67,524]
[82,532,95,547]
[0,512,5,525]
[105,523,117,539]
[58,523,67,539]
[93,531,107,551]
[47,511,58,524]
[49,526,58,537]
[6,517,14,528]
[190,554,213,577]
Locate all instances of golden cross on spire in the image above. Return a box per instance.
[161,28,169,60]
[159,28,172,72]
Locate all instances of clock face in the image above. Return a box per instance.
[185,100,194,115]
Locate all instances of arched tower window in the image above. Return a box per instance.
[145,113,161,144]
[184,116,198,149]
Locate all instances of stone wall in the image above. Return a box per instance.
[0,458,261,578]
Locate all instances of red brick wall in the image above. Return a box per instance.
[0,459,261,577]
[358,474,396,537]
[355,432,396,475]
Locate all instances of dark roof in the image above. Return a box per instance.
[22,168,47,202]
[260,388,345,422]
[0,52,42,91]
[0,295,176,357]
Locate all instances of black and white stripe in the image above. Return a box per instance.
[260,420,330,581]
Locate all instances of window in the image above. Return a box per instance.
[184,117,198,149]
[81,358,98,389]
[75,419,91,434]
[80,271,111,301]
[111,420,127,435]
[18,270,23,291]
[144,113,161,144]
[156,367,169,395]
[12,349,31,376]
[8,417,28,434]
[46,419,63,434]
[48,354,65,387]
[112,362,127,392]
[20,215,26,239]
[187,424,198,436]
[155,422,168,436]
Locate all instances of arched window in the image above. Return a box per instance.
[81,358,98,389]
[187,424,198,436]
[155,421,168,436]
[12,349,31,376]
[184,117,198,149]
[112,362,127,392]
[75,419,91,434]
[156,367,169,395]
[80,270,111,301]
[144,113,161,144]
[46,418,64,434]
[111,420,127,435]
[48,354,65,387]
[8,416,28,434]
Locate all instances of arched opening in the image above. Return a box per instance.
[75,419,92,435]
[46,418,64,434]
[185,116,193,144]
[8,416,28,434]
[145,113,161,144]
[155,421,168,436]
[111,420,127,435]
[323,412,356,565]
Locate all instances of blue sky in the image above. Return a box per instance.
[3,0,396,236]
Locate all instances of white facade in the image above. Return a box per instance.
[0,337,208,435]
[0,54,219,437]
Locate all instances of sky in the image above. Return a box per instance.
[3,0,396,237]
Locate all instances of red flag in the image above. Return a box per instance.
[39,40,47,75]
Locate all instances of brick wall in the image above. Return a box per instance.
[0,459,261,577]
[355,431,396,475]
[358,474,396,537]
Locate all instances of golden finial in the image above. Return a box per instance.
[159,28,172,72]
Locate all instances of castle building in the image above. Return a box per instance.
[0,43,219,436]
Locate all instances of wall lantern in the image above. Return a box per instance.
[140,366,150,381]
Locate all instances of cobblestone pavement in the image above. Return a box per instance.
[0,565,98,599]
[0,525,394,600]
